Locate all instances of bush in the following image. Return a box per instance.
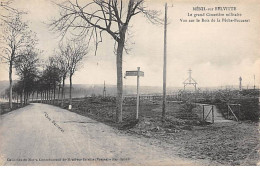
[216,98,259,122]
[238,98,259,122]
[176,102,198,120]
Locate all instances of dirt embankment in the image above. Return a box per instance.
[0,102,26,115]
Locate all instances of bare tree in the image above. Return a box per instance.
[52,47,70,107]
[0,0,22,22]
[61,40,88,109]
[0,14,37,109]
[46,56,63,105]
[50,0,162,122]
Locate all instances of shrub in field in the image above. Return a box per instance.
[177,102,198,120]
[238,98,259,122]
[212,89,259,121]
[215,98,259,122]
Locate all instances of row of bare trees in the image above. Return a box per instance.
[1,0,161,123]
[46,40,88,107]
[1,39,88,108]
[0,0,37,109]
[0,0,88,109]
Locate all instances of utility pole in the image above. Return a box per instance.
[254,74,255,90]
[162,3,167,122]
[254,74,256,99]
[239,76,242,91]
[103,81,106,97]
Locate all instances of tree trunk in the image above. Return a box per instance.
[44,91,46,103]
[57,84,61,105]
[48,88,51,104]
[9,60,13,109]
[51,88,54,104]
[25,92,27,104]
[116,41,124,123]
[61,76,65,107]
[23,90,26,105]
[50,89,52,103]
[28,93,30,104]
[40,91,42,103]
[20,93,23,107]
[45,90,47,103]
[32,91,34,102]
[69,74,72,108]
[53,86,56,105]
[36,91,38,103]
[46,89,49,104]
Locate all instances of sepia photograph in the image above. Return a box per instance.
[0,0,259,166]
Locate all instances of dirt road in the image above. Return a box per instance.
[0,103,212,166]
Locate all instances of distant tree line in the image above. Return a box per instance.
[0,1,88,108]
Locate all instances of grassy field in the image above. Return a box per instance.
[0,102,24,115]
[53,96,259,165]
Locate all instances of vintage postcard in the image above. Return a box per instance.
[0,0,259,166]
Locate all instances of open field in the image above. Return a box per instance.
[46,95,260,165]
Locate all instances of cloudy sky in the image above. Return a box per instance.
[0,0,259,88]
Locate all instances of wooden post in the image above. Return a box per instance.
[212,105,214,123]
[227,105,229,119]
[238,105,241,118]
[202,105,205,121]
[228,105,239,121]
[136,67,140,120]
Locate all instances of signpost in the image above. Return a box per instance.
[125,70,144,77]
[125,67,144,119]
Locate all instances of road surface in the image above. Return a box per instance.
[0,103,211,166]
